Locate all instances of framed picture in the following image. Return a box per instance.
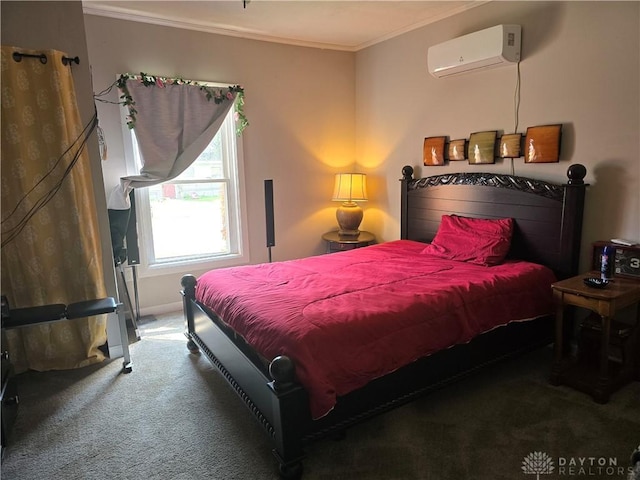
[468,131,497,164]
[448,139,466,161]
[423,136,446,166]
[499,133,522,158]
[524,124,562,163]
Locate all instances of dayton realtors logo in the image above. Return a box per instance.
[522,452,632,478]
[522,451,555,479]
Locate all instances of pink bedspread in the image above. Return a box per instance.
[196,240,556,418]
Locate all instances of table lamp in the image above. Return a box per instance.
[332,173,368,237]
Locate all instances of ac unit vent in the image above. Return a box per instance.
[428,25,521,78]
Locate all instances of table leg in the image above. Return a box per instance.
[550,299,564,385]
[593,314,611,403]
[634,303,640,381]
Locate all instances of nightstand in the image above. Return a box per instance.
[322,231,375,254]
[550,272,640,403]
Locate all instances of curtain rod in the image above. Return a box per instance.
[12,51,80,66]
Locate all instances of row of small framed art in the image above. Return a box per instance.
[423,124,562,166]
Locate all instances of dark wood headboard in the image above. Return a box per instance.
[400,165,588,280]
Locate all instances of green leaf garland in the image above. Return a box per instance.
[115,73,248,135]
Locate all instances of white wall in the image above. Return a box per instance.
[356,1,640,272]
[83,14,356,313]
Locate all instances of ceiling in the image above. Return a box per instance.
[82,1,486,51]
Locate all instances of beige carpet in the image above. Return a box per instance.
[2,312,638,480]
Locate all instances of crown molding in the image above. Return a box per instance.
[82,2,488,52]
[82,4,355,52]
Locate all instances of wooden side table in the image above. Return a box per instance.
[322,231,375,254]
[550,272,640,403]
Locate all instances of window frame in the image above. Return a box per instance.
[120,81,250,279]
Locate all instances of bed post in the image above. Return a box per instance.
[268,356,307,479]
[400,165,414,240]
[559,164,588,279]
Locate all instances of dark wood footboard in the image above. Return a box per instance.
[182,275,554,478]
[182,274,309,477]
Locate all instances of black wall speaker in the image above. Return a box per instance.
[264,179,275,247]
[125,189,140,265]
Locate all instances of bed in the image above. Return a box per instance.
[180,164,587,478]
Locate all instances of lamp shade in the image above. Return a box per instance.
[332,173,368,202]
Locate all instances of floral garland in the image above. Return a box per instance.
[114,73,248,135]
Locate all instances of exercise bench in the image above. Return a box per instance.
[1,297,132,373]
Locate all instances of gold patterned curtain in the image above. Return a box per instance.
[1,46,107,373]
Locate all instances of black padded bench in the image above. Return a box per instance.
[1,297,132,373]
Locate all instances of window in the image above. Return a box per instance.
[124,104,249,277]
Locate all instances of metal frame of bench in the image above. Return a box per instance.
[1,297,132,373]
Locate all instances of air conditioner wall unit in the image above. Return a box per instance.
[427,24,521,78]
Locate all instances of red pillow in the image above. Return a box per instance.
[421,215,514,266]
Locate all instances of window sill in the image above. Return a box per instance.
[135,252,250,279]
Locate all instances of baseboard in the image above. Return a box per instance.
[137,301,182,318]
